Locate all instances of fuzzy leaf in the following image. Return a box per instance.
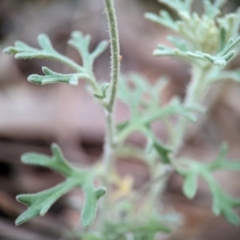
[28,67,90,85]
[145,11,178,31]
[68,31,108,72]
[3,34,83,72]
[21,143,80,177]
[16,178,79,226]
[81,185,107,228]
[154,43,238,68]
[203,0,221,18]
[176,144,240,225]
[17,144,105,227]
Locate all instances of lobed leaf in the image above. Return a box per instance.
[203,0,221,18]
[3,34,83,72]
[68,31,108,72]
[176,144,240,225]
[28,67,90,86]
[16,178,79,226]
[144,11,179,32]
[17,144,106,227]
[211,185,240,226]
[21,143,80,177]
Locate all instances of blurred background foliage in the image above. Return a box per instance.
[0,0,240,239]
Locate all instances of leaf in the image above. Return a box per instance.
[21,143,80,177]
[68,31,108,72]
[209,143,240,171]
[16,178,79,226]
[93,83,110,99]
[143,127,172,164]
[3,34,83,72]
[153,140,172,164]
[168,36,190,51]
[211,185,240,226]
[203,51,235,68]
[17,144,106,227]
[183,174,198,199]
[176,144,240,225]
[145,11,178,31]
[147,2,240,69]
[28,67,90,85]
[141,97,204,125]
[81,184,107,228]
[203,0,221,18]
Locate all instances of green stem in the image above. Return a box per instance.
[172,65,208,152]
[101,0,120,221]
[104,0,121,112]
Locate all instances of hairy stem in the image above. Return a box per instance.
[101,0,120,220]
[104,0,121,112]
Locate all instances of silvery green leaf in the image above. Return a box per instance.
[15,178,79,226]
[81,184,106,228]
[176,144,240,225]
[3,34,83,72]
[28,67,90,85]
[168,36,190,51]
[145,11,178,31]
[68,31,108,72]
[21,143,80,177]
[16,144,106,227]
[219,36,240,57]
[203,0,221,18]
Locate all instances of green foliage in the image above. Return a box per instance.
[176,144,240,225]
[145,0,240,226]
[117,73,203,164]
[28,67,90,85]
[3,0,240,238]
[16,144,106,227]
[145,0,240,68]
[3,31,108,94]
[3,34,84,72]
[77,213,172,240]
[68,31,108,74]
